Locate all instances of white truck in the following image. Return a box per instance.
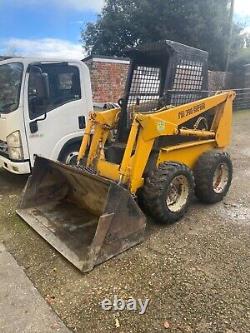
[0,57,93,174]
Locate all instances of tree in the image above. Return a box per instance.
[244,32,250,48]
[82,0,243,70]
[230,48,250,69]
[229,31,250,70]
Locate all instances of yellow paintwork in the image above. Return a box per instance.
[157,140,216,169]
[78,118,93,161]
[119,120,139,181]
[178,128,215,138]
[77,91,236,194]
[78,108,120,163]
[96,160,120,180]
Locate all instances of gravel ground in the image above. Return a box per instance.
[0,110,249,333]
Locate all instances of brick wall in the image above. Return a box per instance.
[84,56,234,103]
[84,57,130,103]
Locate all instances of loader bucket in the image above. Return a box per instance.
[16,157,146,272]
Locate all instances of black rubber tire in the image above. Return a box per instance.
[194,150,233,204]
[59,143,81,166]
[141,162,194,224]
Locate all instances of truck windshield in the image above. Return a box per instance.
[0,62,23,114]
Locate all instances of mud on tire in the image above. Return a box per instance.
[141,162,194,224]
[194,150,233,204]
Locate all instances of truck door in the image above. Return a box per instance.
[23,62,87,166]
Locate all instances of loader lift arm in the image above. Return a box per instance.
[78,91,235,194]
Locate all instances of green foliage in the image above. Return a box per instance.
[229,32,250,69]
[230,48,250,69]
[82,0,243,70]
[246,35,250,48]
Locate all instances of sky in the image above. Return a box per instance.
[0,0,250,60]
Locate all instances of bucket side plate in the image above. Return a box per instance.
[17,157,146,272]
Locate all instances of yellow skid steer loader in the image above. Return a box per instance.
[17,41,235,272]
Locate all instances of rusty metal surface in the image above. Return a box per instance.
[17,157,146,272]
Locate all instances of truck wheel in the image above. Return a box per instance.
[141,162,194,224]
[194,150,233,204]
[59,143,81,166]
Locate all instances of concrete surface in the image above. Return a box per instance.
[0,110,249,333]
[0,243,70,333]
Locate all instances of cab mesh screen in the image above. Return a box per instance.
[169,59,205,106]
[127,66,161,113]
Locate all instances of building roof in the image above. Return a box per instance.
[82,55,130,64]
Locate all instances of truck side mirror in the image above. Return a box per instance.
[29,112,47,134]
[30,121,38,134]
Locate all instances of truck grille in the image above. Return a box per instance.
[0,140,8,156]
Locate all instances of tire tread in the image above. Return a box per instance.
[141,162,194,224]
[194,150,233,204]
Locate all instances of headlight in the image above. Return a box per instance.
[8,147,24,160]
[7,131,24,160]
[7,131,21,147]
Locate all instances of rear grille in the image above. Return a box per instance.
[0,140,8,156]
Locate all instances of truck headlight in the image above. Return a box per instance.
[7,131,24,160]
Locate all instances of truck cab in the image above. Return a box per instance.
[0,57,93,174]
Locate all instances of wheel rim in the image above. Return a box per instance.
[166,175,189,213]
[213,163,229,194]
[65,152,78,165]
